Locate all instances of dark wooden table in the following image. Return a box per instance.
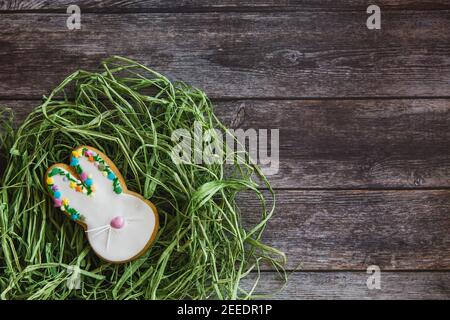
[1,1,449,299]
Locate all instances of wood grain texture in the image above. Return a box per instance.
[217,99,450,188]
[1,1,449,11]
[244,271,450,299]
[0,11,450,99]
[5,99,450,188]
[240,189,450,270]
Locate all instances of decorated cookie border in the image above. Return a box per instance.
[70,147,123,195]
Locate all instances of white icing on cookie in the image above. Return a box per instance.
[46,147,158,263]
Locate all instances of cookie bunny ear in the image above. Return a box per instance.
[45,164,90,222]
[69,146,125,196]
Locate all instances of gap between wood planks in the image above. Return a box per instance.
[1,0,450,13]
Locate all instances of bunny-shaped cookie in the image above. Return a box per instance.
[45,146,158,263]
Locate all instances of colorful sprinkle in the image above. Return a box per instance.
[70,157,79,166]
[85,150,96,157]
[107,172,116,180]
[85,178,93,187]
[71,213,79,221]
[46,177,54,185]
[51,185,58,191]
[50,168,60,176]
[114,186,123,194]
[53,198,62,207]
[62,198,69,206]
[70,182,76,189]
[80,172,88,181]
[72,149,82,158]
[54,191,62,199]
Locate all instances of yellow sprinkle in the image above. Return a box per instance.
[72,149,82,158]
[70,182,76,189]
[102,172,108,177]
[46,177,54,185]
[62,198,69,206]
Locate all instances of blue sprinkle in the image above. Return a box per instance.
[107,172,116,180]
[85,178,93,187]
[70,157,79,166]
[71,213,79,221]
[54,191,61,199]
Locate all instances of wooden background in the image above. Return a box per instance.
[1,0,449,299]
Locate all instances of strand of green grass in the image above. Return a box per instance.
[0,56,286,300]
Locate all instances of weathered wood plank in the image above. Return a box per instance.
[240,189,450,270]
[1,1,449,11]
[4,99,450,188]
[217,99,450,188]
[0,11,449,99]
[244,271,450,299]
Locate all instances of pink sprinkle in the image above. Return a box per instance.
[54,198,62,207]
[110,216,125,229]
[80,172,88,181]
[85,150,92,156]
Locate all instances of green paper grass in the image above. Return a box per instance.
[0,56,286,299]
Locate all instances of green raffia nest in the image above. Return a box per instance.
[0,56,285,299]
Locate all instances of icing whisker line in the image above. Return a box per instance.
[106,228,112,252]
[85,224,110,233]
[90,226,111,239]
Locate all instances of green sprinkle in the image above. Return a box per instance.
[50,168,61,176]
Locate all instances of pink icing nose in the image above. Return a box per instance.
[110,216,125,229]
